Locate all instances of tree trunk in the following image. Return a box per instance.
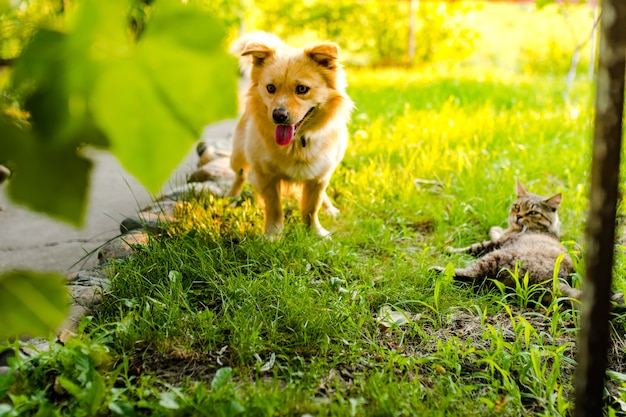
[575,1,626,416]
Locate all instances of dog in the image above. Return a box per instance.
[228,32,353,237]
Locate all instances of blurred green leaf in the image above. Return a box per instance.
[138,7,237,131]
[89,0,236,192]
[12,30,71,143]
[91,59,199,192]
[0,114,91,226]
[8,143,91,225]
[0,116,91,225]
[0,0,10,13]
[4,0,236,222]
[211,367,234,391]
[0,271,69,338]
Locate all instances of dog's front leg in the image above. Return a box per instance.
[302,179,330,237]
[259,179,284,236]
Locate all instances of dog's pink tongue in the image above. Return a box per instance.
[275,125,295,146]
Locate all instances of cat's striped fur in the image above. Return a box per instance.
[435,181,582,299]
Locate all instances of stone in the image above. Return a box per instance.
[56,305,91,334]
[188,157,234,183]
[65,269,110,289]
[196,140,232,166]
[120,200,179,234]
[98,231,149,264]
[0,165,10,184]
[67,284,104,307]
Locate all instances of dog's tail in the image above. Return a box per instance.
[230,31,283,78]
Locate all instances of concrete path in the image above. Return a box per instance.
[0,119,236,275]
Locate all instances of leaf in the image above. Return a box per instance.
[56,375,83,397]
[84,373,106,415]
[0,0,11,13]
[0,271,69,338]
[168,270,182,283]
[87,1,236,193]
[607,370,626,383]
[228,400,245,415]
[211,367,233,391]
[12,30,70,142]
[108,402,135,416]
[376,305,420,330]
[159,392,180,410]
[4,0,236,223]
[259,352,276,373]
[6,30,101,225]
[138,2,237,128]
[91,60,200,192]
[11,148,90,225]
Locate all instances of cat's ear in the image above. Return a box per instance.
[544,193,562,211]
[516,180,529,198]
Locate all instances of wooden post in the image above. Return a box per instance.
[575,1,626,416]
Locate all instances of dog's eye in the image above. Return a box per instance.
[296,85,310,95]
[266,84,276,94]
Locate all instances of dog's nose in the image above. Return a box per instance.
[272,108,289,123]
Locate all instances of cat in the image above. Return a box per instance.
[432,180,613,302]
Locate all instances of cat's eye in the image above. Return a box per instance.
[512,204,520,211]
[527,210,539,216]
[267,84,276,94]
[296,85,310,94]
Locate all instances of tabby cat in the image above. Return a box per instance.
[433,181,585,299]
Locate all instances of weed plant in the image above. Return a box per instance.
[4,56,626,417]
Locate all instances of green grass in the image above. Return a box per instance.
[4,3,626,414]
[3,66,626,416]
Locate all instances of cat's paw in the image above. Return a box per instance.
[488,226,504,241]
[429,266,446,274]
[445,246,467,254]
[559,282,583,300]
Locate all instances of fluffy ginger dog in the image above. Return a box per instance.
[228,32,353,237]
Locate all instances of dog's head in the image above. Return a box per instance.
[241,39,347,146]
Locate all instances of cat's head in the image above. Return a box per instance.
[507,180,562,236]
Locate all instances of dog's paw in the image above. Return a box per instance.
[324,205,340,218]
[315,226,332,239]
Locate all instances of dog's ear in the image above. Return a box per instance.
[306,42,339,69]
[241,43,274,66]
